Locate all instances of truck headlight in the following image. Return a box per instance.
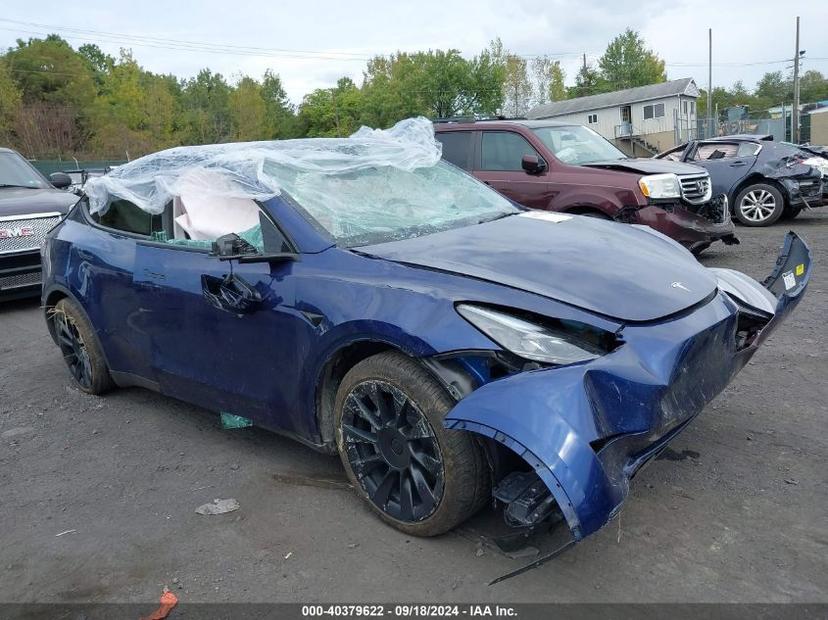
[638,173,682,200]
[456,304,614,366]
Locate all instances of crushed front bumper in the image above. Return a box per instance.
[632,194,738,252]
[444,232,811,541]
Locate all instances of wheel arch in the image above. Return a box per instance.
[731,175,790,209]
[42,284,74,346]
[562,205,612,218]
[315,339,409,451]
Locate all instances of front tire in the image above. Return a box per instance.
[734,183,785,226]
[51,298,113,394]
[334,352,489,536]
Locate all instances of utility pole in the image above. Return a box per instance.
[792,16,801,143]
[707,28,713,139]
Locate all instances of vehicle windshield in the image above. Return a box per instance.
[0,151,49,189]
[265,160,520,247]
[532,125,627,165]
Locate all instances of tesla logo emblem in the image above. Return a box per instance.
[0,226,35,239]
[671,281,691,292]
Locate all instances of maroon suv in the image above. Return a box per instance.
[434,119,738,253]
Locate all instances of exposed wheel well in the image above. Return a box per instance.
[316,340,396,451]
[563,205,611,218]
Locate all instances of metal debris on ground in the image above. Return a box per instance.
[195,498,240,515]
[54,529,76,537]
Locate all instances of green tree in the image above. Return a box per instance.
[4,35,96,107]
[229,76,268,141]
[78,43,114,93]
[298,77,364,137]
[180,69,232,143]
[568,61,606,98]
[89,50,176,157]
[531,56,566,104]
[261,70,297,138]
[502,54,532,116]
[754,71,791,105]
[0,60,22,142]
[597,29,666,90]
[798,70,828,104]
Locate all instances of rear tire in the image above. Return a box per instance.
[334,351,490,536]
[51,298,114,394]
[734,183,784,226]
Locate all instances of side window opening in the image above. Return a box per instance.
[91,199,163,237]
[480,131,540,171]
[695,143,738,160]
[435,131,473,170]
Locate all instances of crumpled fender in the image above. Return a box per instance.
[442,315,738,541]
[444,232,812,542]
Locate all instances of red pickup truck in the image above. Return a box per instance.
[434,119,738,254]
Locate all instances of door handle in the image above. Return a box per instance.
[201,273,263,314]
[729,161,747,167]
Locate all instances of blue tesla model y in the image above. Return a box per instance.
[42,119,811,545]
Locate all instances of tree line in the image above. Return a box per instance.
[1,29,826,159]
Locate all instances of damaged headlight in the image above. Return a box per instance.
[456,304,610,365]
[638,173,681,200]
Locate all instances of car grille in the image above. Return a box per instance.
[678,174,712,205]
[0,270,40,291]
[0,212,61,255]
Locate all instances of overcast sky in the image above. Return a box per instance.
[1,0,826,104]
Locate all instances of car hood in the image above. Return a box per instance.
[358,212,717,322]
[583,158,706,176]
[0,187,78,216]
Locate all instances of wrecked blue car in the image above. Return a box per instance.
[42,118,811,545]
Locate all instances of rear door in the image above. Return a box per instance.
[688,141,759,198]
[473,130,554,209]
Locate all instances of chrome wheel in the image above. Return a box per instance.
[54,311,92,389]
[340,380,444,523]
[739,189,777,223]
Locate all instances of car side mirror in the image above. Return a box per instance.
[50,172,72,189]
[521,154,547,175]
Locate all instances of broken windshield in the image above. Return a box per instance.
[268,160,520,247]
[532,125,627,165]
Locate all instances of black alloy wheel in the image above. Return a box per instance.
[51,298,113,395]
[341,380,444,522]
[54,309,93,390]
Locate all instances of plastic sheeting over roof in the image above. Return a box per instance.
[84,116,442,215]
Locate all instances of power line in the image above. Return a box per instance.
[2,17,825,73]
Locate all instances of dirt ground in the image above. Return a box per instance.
[1,211,826,604]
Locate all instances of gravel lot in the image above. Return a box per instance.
[1,211,826,604]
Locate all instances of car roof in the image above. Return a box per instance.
[434,119,577,130]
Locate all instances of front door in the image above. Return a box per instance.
[619,106,632,136]
[132,209,313,433]
[473,130,554,209]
